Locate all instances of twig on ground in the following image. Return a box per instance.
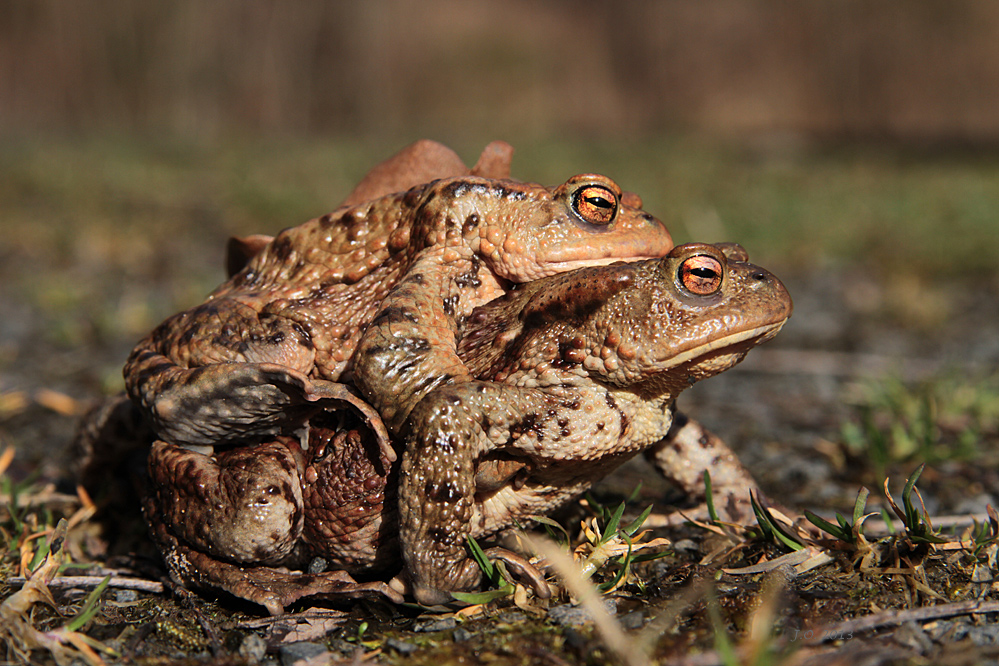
[802,598,999,645]
[7,575,165,594]
[235,609,350,630]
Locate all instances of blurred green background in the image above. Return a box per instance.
[1,1,998,473]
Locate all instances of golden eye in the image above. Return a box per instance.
[572,185,618,225]
[678,255,723,295]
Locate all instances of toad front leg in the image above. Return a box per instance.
[353,249,484,434]
[397,392,479,605]
[398,381,642,606]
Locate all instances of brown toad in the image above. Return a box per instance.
[124,141,673,457]
[145,243,791,611]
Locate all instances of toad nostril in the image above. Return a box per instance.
[752,270,767,281]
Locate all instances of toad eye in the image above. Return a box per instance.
[572,185,618,225]
[678,255,723,295]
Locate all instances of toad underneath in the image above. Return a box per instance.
[144,242,792,612]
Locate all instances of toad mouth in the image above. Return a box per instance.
[662,319,789,371]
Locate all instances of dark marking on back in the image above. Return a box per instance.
[559,397,581,410]
[145,361,176,376]
[493,183,527,200]
[412,372,453,396]
[553,340,581,369]
[438,180,490,200]
[292,322,314,349]
[521,267,634,329]
[403,272,426,286]
[270,235,294,262]
[178,326,198,346]
[455,256,482,289]
[509,412,543,443]
[392,337,432,355]
[371,306,420,327]
[403,184,428,208]
[462,212,480,234]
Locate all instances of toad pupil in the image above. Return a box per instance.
[585,193,613,208]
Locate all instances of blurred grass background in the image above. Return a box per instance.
[1,0,998,469]
[5,136,996,359]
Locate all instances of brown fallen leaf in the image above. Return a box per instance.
[34,388,85,416]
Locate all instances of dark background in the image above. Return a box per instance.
[5,1,999,142]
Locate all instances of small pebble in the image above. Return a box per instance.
[238,633,267,663]
[279,641,329,666]
[306,557,328,574]
[619,611,644,630]
[328,638,358,657]
[548,600,616,627]
[115,589,138,603]
[414,617,457,633]
[495,611,527,624]
[453,627,473,643]
[671,539,700,554]
[892,621,933,653]
[385,637,418,655]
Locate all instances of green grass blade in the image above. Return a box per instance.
[805,510,851,543]
[533,515,572,545]
[704,471,720,523]
[622,504,654,537]
[901,464,927,528]
[465,535,498,583]
[600,502,627,545]
[451,586,515,604]
[66,575,111,631]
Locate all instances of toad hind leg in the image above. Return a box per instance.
[149,519,403,615]
[145,439,406,614]
[127,351,394,462]
[146,439,308,566]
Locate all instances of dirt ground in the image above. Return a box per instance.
[2,137,999,665]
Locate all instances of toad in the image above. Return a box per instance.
[123,141,673,458]
[144,243,791,611]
